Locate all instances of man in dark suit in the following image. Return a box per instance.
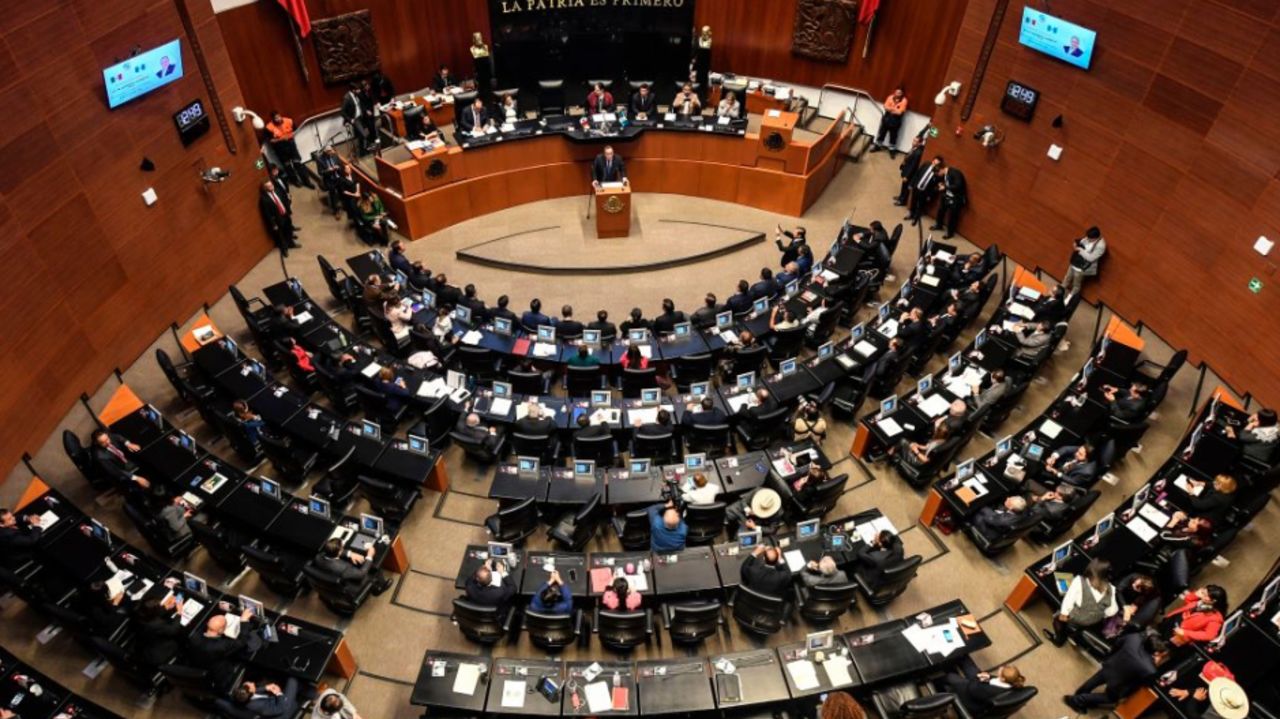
[465,561,516,609]
[749,268,778,300]
[726,280,754,314]
[906,156,943,226]
[316,146,344,217]
[932,165,967,239]
[389,240,413,276]
[490,295,518,325]
[591,145,627,188]
[187,612,262,692]
[225,679,301,719]
[1042,444,1098,488]
[556,305,584,339]
[574,414,612,442]
[456,413,503,452]
[514,404,556,436]
[259,180,298,256]
[1066,634,1170,712]
[629,83,657,118]
[432,65,454,92]
[89,430,152,494]
[587,310,617,340]
[690,294,723,329]
[312,538,392,594]
[737,388,779,423]
[652,299,687,335]
[973,496,1028,538]
[739,545,792,598]
[635,409,675,439]
[341,83,371,154]
[459,284,487,323]
[1104,383,1150,423]
[894,136,925,205]
[433,274,462,309]
[521,298,553,333]
[682,397,728,426]
[852,530,905,586]
[458,96,490,135]
[873,338,904,384]
[0,509,43,569]
[896,308,927,348]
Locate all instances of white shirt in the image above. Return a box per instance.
[1059,576,1119,618]
[801,306,828,327]
[682,482,721,506]
[312,689,359,719]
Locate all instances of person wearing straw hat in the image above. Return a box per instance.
[725,487,784,536]
[1168,661,1248,719]
[1204,677,1248,719]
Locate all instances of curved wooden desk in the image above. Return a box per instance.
[366,112,857,241]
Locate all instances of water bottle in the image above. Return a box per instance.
[613,670,621,688]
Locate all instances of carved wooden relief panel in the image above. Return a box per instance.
[792,0,859,63]
[312,10,380,84]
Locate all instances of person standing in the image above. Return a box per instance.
[894,135,925,206]
[341,82,371,155]
[871,86,908,156]
[906,156,943,226]
[264,111,313,188]
[260,180,298,256]
[932,165,967,239]
[316,147,344,218]
[592,145,628,189]
[1063,226,1107,295]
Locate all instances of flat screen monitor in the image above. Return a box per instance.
[715,311,733,329]
[307,496,330,518]
[591,389,611,408]
[878,304,891,324]
[492,381,513,399]
[360,419,381,440]
[182,572,208,597]
[948,352,964,375]
[995,435,1014,458]
[1093,512,1115,541]
[1019,7,1097,70]
[806,629,834,651]
[917,375,933,397]
[407,433,429,455]
[420,288,436,309]
[785,280,799,297]
[955,458,975,481]
[88,518,110,543]
[453,304,472,324]
[879,395,897,418]
[238,595,265,619]
[818,342,834,360]
[487,541,513,561]
[779,358,798,376]
[582,329,600,346]
[1050,541,1072,569]
[673,322,691,338]
[493,316,513,335]
[975,328,989,349]
[752,297,769,316]
[103,38,184,109]
[628,328,649,344]
[517,456,539,476]
[851,323,865,340]
[537,325,556,343]
[685,453,707,472]
[736,372,755,389]
[260,477,281,500]
[738,529,761,548]
[141,404,162,427]
[690,381,709,398]
[797,518,820,540]
[361,513,384,536]
[640,388,661,406]
[573,459,596,478]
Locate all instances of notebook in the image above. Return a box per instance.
[489,398,513,417]
[453,663,481,695]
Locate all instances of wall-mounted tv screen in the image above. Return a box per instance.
[1018,7,1096,70]
[103,38,183,108]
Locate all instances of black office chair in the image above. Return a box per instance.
[508,368,551,395]
[525,609,585,652]
[213,408,262,465]
[417,398,457,449]
[159,664,224,707]
[511,431,561,463]
[1135,348,1187,387]
[456,345,501,382]
[1030,489,1101,543]
[963,512,1040,557]
[62,430,113,492]
[804,302,845,348]
[451,598,515,644]
[537,79,566,115]
[566,365,607,396]
[955,687,1038,719]
[88,636,167,696]
[123,497,195,561]
[228,284,272,336]
[189,518,247,573]
[663,600,723,645]
[854,555,922,607]
[900,693,959,719]
[735,406,793,451]
[572,434,618,466]
[271,339,319,394]
[722,344,767,380]
[789,474,849,519]
[730,585,788,636]
[317,255,360,309]
[631,432,677,465]
[450,429,506,464]
[241,544,307,598]
[766,328,805,366]
[156,347,206,405]
[313,362,360,415]
[795,581,858,624]
[893,437,963,489]
[671,354,713,392]
[548,493,605,551]
[684,502,727,545]
[302,564,375,616]
[621,368,658,398]
[612,508,651,551]
[356,473,420,521]
[484,497,540,545]
[354,384,409,432]
[259,434,318,486]
[683,423,734,457]
[594,607,654,651]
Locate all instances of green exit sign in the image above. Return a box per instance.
[1249,277,1263,293]
[254,157,266,170]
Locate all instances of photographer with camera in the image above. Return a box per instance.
[648,500,687,552]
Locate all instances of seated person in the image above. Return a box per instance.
[973,496,1029,538]
[1164,585,1226,646]
[851,529,905,585]
[430,307,454,340]
[458,96,490,135]
[313,688,363,719]
[726,487,784,536]
[521,298,552,332]
[725,280,754,314]
[499,93,519,123]
[490,294,518,324]
[629,83,656,118]
[232,400,267,445]
[776,224,808,265]
[681,472,721,505]
[899,423,951,468]
[1179,474,1237,525]
[716,90,741,118]
[133,596,187,667]
[465,559,516,609]
[1106,573,1161,639]
[586,82,615,113]
[936,399,970,434]
[455,411,503,452]
[652,299,687,335]
[971,369,1010,413]
[737,388,779,423]
[284,336,315,373]
[690,293,723,329]
[942,661,1028,718]
[565,345,600,368]
[186,611,263,691]
[800,555,848,587]
[1224,408,1278,465]
[356,191,393,245]
[682,397,728,426]
[1027,485,1079,524]
[89,429,151,494]
[768,306,799,331]
[750,267,778,299]
[312,537,393,595]
[1010,321,1053,360]
[158,494,194,541]
[0,507,44,568]
[384,298,413,336]
[950,252,985,286]
[635,409,674,438]
[529,570,572,613]
[1034,285,1069,323]
[459,284,487,322]
[619,307,651,334]
[896,307,927,346]
[588,309,617,340]
[602,576,641,611]
[77,578,135,636]
[672,83,702,116]
[556,305,584,339]
[1103,382,1151,423]
[224,678,302,719]
[648,500,688,552]
[1042,444,1098,488]
[1044,559,1118,646]
[514,403,556,436]
[574,413,612,441]
[739,545,791,598]
[377,366,413,414]
[787,463,829,506]
[620,342,649,370]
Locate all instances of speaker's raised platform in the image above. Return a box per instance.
[455,217,765,275]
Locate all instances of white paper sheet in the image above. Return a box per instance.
[876,417,903,436]
[853,340,878,357]
[489,398,513,417]
[417,378,448,398]
[1138,503,1170,527]
[453,663,481,695]
[784,549,806,572]
[918,394,952,418]
[360,362,383,378]
[585,681,612,713]
[786,660,819,691]
[823,656,854,686]
[461,330,483,345]
[1125,516,1158,543]
[501,680,526,708]
[1039,419,1064,439]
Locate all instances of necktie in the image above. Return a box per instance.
[270,192,285,215]
[606,159,612,176]
[918,168,932,191]
[474,109,480,127]
[107,444,126,463]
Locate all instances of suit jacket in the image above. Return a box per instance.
[635,422,673,439]
[258,190,290,228]
[465,572,516,608]
[556,319,585,339]
[738,396,780,423]
[314,553,373,584]
[0,523,42,568]
[853,536,905,586]
[389,251,414,277]
[490,306,518,325]
[800,567,849,588]
[186,631,256,678]
[899,145,924,180]
[137,616,186,666]
[653,311,687,335]
[458,105,490,134]
[630,92,657,115]
[1050,446,1098,486]
[974,507,1022,537]
[683,408,728,426]
[940,169,967,205]
[587,91,615,113]
[90,434,137,484]
[592,154,626,183]
[690,305,722,329]
[910,163,940,199]
[1099,633,1158,695]
[575,423,612,442]
[455,418,500,451]
[245,685,299,719]
[340,91,362,123]
[749,279,777,300]
[587,320,617,339]
[432,73,453,92]
[521,311,553,332]
[951,677,1008,715]
[514,416,556,437]
[270,175,292,211]
[740,555,792,598]
[726,292,753,314]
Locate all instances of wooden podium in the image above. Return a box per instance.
[595,185,631,238]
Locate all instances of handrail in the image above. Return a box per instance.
[819,83,884,131]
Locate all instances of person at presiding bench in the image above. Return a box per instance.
[530,570,573,613]
[224,678,303,719]
[1064,634,1171,713]
[0,508,44,568]
[1224,408,1278,464]
[458,96,491,136]
[800,555,848,588]
[591,145,628,189]
[457,412,503,452]
[587,82,615,114]
[941,662,1028,718]
[740,545,792,598]
[90,429,152,496]
[972,495,1029,538]
[851,530,905,586]
[466,559,517,609]
[672,82,702,116]
[314,537,393,595]
[683,397,728,427]
[630,83,657,119]
[649,501,688,552]
[717,91,741,119]
[603,576,642,611]
[187,611,263,692]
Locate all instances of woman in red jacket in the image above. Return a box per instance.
[1164,584,1227,646]
[620,343,649,370]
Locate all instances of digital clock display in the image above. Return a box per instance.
[1000,81,1039,122]
[173,99,210,145]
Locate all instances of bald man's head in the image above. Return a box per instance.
[663,509,681,529]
